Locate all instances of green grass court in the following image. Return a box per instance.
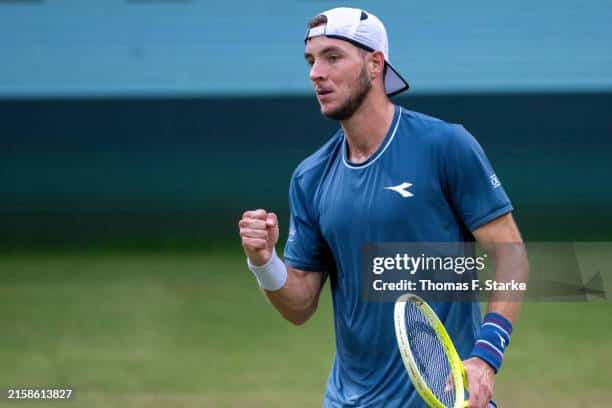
[1,250,611,407]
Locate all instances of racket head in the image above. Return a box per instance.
[394,293,467,408]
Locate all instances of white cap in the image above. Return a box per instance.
[304,7,409,96]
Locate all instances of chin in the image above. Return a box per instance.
[319,104,334,116]
[320,102,341,117]
[321,105,352,121]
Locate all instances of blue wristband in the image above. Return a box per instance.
[470,312,512,373]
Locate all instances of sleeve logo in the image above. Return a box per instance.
[489,174,501,188]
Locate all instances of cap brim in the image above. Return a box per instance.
[384,62,409,96]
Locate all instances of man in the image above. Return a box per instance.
[239,7,528,408]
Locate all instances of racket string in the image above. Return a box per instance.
[405,303,456,407]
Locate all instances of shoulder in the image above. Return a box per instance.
[290,130,343,192]
[397,106,472,147]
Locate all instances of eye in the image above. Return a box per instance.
[328,54,339,63]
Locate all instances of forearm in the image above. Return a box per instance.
[264,265,322,325]
[487,241,529,324]
[471,213,529,373]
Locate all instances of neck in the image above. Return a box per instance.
[340,91,395,165]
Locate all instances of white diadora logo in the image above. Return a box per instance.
[490,174,501,188]
[498,334,506,348]
[385,182,414,198]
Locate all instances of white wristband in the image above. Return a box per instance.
[247,248,288,291]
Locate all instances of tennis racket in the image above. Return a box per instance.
[394,293,497,408]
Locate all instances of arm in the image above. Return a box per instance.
[239,209,325,326]
[265,265,324,325]
[463,213,529,408]
[473,212,529,324]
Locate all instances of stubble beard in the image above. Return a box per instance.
[323,64,372,121]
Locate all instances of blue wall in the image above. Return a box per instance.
[2,0,612,96]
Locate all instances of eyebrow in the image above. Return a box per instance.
[304,46,344,60]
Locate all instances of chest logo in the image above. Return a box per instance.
[384,182,414,198]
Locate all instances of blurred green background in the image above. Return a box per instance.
[1,1,611,407]
[1,251,611,407]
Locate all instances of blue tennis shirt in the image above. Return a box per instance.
[284,105,513,407]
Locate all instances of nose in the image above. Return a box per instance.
[309,60,325,82]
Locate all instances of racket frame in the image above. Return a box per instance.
[394,293,468,408]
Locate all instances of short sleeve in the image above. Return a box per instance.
[283,174,333,272]
[441,125,513,231]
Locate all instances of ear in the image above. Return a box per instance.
[368,51,386,80]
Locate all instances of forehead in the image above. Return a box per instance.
[304,35,358,56]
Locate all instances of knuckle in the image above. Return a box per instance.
[248,229,262,238]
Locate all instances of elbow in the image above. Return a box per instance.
[287,315,309,326]
[284,301,318,326]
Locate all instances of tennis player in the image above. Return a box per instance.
[239,7,528,407]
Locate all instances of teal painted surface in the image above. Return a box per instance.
[1,93,611,247]
[1,1,612,96]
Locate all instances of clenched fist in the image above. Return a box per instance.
[239,209,279,266]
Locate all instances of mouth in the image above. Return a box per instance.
[316,89,333,102]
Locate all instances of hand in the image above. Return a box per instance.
[239,209,279,266]
[463,357,495,408]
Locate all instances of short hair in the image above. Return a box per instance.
[308,14,327,29]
